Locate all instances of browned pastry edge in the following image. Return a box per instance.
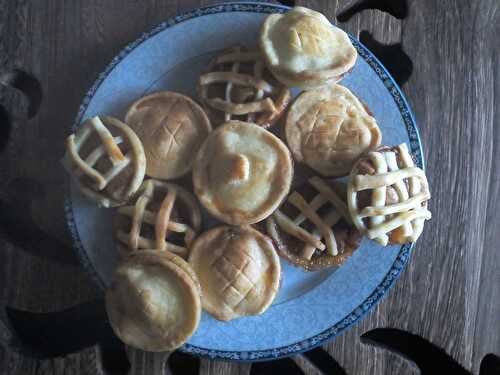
[105,251,201,352]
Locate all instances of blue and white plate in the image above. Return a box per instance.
[65,2,424,362]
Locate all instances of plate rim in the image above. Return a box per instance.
[64,1,424,362]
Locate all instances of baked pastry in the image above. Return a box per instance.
[192,120,293,225]
[285,84,381,176]
[124,91,211,180]
[188,225,281,321]
[347,143,431,245]
[198,46,290,128]
[259,7,357,89]
[62,116,146,207]
[114,179,201,259]
[267,176,361,271]
[106,250,201,351]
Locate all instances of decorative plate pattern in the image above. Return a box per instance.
[65,2,424,361]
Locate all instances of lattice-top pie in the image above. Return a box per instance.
[260,7,357,89]
[347,143,431,245]
[106,250,201,352]
[192,120,293,225]
[286,84,381,177]
[198,46,291,128]
[188,225,281,321]
[125,91,211,180]
[114,179,201,259]
[62,116,146,207]
[267,176,361,271]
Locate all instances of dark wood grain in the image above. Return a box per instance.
[0,1,498,374]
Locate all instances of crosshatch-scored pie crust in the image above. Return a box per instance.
[188,225,281,321]
[259,6,357,89]
[125,91,211,180]
[286,84,381,177]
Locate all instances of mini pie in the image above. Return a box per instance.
[267,176,361,271]
[192,120,293,225]
[106,250,201,352]
[286,84,381,176]
[347,143,431,245]
[198,46,291,128]
[259,7,357,89]
[114,179,201,259]
[62,116,146,207]
[188,225,281,321]
[125,91,211,180]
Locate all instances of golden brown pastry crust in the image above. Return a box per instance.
[198,46,291,128]
[62,116,146,207]
[192,120,293,225]
[259,7,357,89]
[114,179,201,259]
[188,225,281,321]
[347,144,431,245]
[125,91,211,180]
[266,177,361,271]
[105,251,201,352]
[285,84,381,176]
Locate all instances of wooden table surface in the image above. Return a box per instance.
[0,1,499,374]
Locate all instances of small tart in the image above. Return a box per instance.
[198,46,291,128]
[62,116,146,207]
[125,91,211,180]
[347,143,431,245]
[267,176,361,271]
[188,225,281,321]
[192,120,293,225]
[114,179,201,259]
[259,7,357,89]
[105,250,201,352]
[286,84,381,176]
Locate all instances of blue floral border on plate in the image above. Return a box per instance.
[64,1,424,362]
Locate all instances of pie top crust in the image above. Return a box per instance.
[259,7,357,89]
[286,84,381,176]
[267,176,361,271]
[198,46,291,128]
[125,91,211,180]
[188,225,281,321]
[114,179,201,259]
[192,120,293,225]
[105,250,201,352]
[62,116,146,207]
[347,143,431,245]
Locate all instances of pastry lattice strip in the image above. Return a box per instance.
[116,180,199,258]
[272,177,353,259]
[199,47,280,123]
[349,144,431,245]
[66,116,132,192]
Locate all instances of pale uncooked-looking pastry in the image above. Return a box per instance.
[347,143,431,245]
[267,176,361,271]
[106,250,201,352]
[125,91,211,180]
[192,120,293,225]
[286,84,381,176]
[260,7,357,89]
[114,179,201,259]
[198,46,291,128]
[188,225,281,321]
[62,116,146,207]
